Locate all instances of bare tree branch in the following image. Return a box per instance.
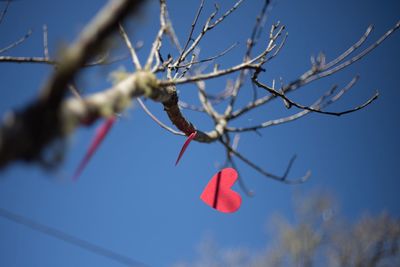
[253,73,377,117]
[40,0,146,106]
[220,137,311,184]
[43,24,49,59]
[145,0,167,70]
[0,0,11,25]
[119,23,142,70]
[0,29,32,54]
[173,42,238,70]
[137,98,184,136]
[224,0,271,117]
[0,55,58,64]
[0,54,129,66]
[175,0,205,67]
[0,0,147,168]
[223,133,254,197]
[0,0,398,190]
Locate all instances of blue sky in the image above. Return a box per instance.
[0,0,399,266]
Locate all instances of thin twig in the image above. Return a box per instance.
[68,83,83,101]
[178,53,196,79]
[0,54,129,66]
[230,158,254,197]
[323,25,373,70]
[137,98,185,136]
[43,24,49,59]
[245,0,270,58]
[0,29,33,54]
[161,21,279,87]
[223,133,254,197]
[175,0,205,66]
[253,73,377,117]
[228,23,390,121]
[197,80,220,121]
[159,47,270,86]
[287,21,400,93]
[208,0,244,30]
[178,101,205,112]
[176,42,238,69]
[145,0,167,70]
[174,0,244,69]
[314,22,399,80]
[0,0,11,25]
[220,138,311,184]
[228,77,360,132]
[267,31,288,61]
[222,1,272,117]
[118,23,142,70]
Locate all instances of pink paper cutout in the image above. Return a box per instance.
[175,131,197,166]
[73,116,116,180]
[200,168,242,213]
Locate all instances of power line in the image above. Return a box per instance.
[0,207,149,267]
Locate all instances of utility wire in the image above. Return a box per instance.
[0,207,149,267]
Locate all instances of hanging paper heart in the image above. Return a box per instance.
[200,168,242,213]
[175,131,197,166]
[73,116,116,180]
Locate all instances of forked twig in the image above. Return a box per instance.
[137,98,184,136]
[119,23,142,70]
[220,138,311,184]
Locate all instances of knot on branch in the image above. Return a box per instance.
[133,71,175,104]
[162,86,196,135]
[133,71,158,99]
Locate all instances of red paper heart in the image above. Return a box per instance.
[175,131,197,166]
[73,116,116,180]
[200,168,242,213]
